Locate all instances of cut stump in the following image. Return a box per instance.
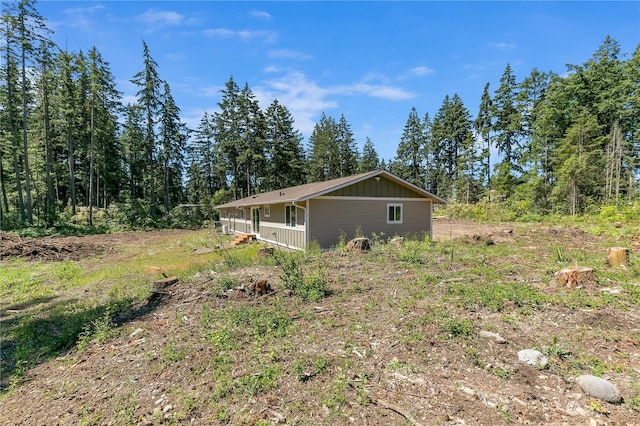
[151,276,179,293]
[555,266,596,288]
[606,247,629,267]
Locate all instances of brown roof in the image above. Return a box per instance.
[214,170,446,209]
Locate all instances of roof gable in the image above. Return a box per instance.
[215,170,446,209]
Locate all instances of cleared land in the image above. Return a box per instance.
[1,220,639,425]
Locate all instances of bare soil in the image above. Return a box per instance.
[1,220,639,425]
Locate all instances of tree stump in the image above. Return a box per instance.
[151,276,179,293]
[606,247,629,267]
[257,247,275,258]
[555,266,596,288]
[389,236,404,249]
[346,237,370,253]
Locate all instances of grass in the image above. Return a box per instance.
[0,229,234,392]
[3,221,640,424]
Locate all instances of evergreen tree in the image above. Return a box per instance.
[237,83,265,196]
[264,99,306,189]
[393,107,426,187]
[336,114,358,177]
[492,64,521,198]
[358,137,380,172]
[86,46,122,215]
[130,40,163,218]
[214,76,243,198]
[474,83,493,194]
[121,104,146,200]
[430,95,477,201]
[307,112,340,182]
[551,110,604,214]
[159,81,189,214]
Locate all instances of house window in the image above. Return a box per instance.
[264,206,270,217]
[285,205,297,227]
[387,204,403,224]
[236,209,245,219]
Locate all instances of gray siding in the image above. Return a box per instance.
[308,198,432,248]
[259,225,305,250]
[220,208,249,234]
[326,175,421,198]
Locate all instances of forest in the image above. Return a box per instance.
[1,0,639,232]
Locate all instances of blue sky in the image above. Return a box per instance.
[38,1,639,162]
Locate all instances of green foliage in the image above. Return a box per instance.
[440,316,474,339]
[445,280,547,311]
[271,249,330,301]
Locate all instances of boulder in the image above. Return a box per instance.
[517,349,548,368]
[479,330,507,344]
[576,375,623,403]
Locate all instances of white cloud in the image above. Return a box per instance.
[203,28,277,43]
[57,5,105,32]
[409,66,435,77]
[254,72,337,135]
[490,42,516,51]
[268,49,313,61]
[136,9,199,32]
[397,66,436,81]
[251,10,272,21]
[251,72,417,137]
[346,83,416,101]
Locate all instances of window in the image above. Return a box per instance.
[387,204,402,224]
[285,205,297,227]
[236,209,245,219]
[263,205,271,217]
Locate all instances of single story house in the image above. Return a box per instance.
[215,170,446,250]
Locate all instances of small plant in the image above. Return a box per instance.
[217,274,240,291]
[441,317,474,339]
[545,336,572,360]
[76,308,118,351]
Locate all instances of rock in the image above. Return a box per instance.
[565,400,587,417]
[479,330,507,344]
[345,237,370,253]
[518,349,548,368]
[576,375,623,403]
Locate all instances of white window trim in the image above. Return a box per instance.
[263,205,270,217]
[387,203,403,224]
[285,205,297,227]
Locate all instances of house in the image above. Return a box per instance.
[215,170,446,250]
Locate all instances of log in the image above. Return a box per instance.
[606,247,628,267]
[151,276,179,293]
[555,266,596,288]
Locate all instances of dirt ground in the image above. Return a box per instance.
[1,220,639,425]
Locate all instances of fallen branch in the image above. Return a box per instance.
[374,399,423,426]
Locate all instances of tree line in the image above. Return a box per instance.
[1,0,639,231]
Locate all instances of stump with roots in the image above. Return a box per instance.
[346,237,370,253]
[555,266,596,288]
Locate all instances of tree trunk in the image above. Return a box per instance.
[21,26,33,225]
[89,103,95,227]
[67,122,77,215]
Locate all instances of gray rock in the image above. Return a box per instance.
[517,349,548,368]
[576,375,623,403]
[479,330,507,344]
